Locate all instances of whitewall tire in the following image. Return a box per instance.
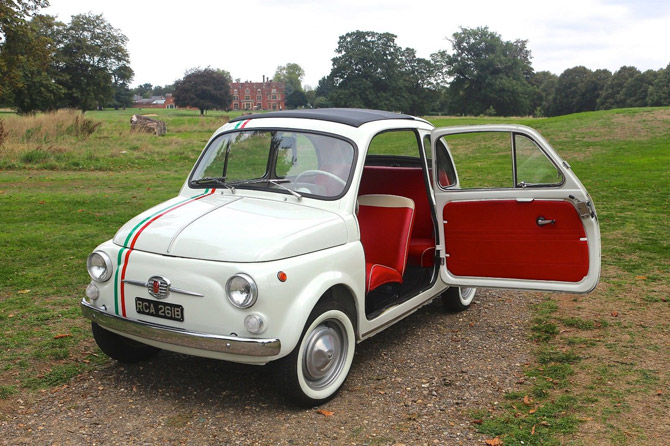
[276,298,356,406]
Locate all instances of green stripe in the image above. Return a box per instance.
[113,189,211,315]
[234,120,244,129]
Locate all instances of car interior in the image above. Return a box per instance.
[356,130,445,319]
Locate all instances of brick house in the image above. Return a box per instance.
[230,77,285,111]
[132,93,176,109]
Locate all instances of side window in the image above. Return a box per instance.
[438,132,511,189]
[514,134,563,187]
[434,138,457,187]
[368,130,421,158]
[437,132,562,190]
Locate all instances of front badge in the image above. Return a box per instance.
[147,276,170,299]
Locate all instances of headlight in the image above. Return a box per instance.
[87,251,113,282]
[226,273,258,308]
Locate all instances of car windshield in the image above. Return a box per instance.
[190,130,355,199]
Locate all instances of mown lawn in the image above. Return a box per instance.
[1,107,669,444]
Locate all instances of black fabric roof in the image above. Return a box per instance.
[228,108,417,128]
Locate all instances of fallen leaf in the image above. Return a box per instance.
[485,438,503,446]
[316,409,334,417]
[17,289,31,294]
[472,419,483,425]
[611,311,619,317]
[657,390,663,396]
[523,395,533,406]
[531,424,536,435]
[53,334,72,339]
[529,406,537,414]
[634,275,647,280]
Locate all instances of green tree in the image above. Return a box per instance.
[111,65,134,109]
[58,13,133,112]
[173,67,232,115]
[647,64,670,106]
[597,66,640,110]
[546,67,611,116]
[0,0,50,106]
[0,14,64,113]
[621,69,658,107]
[436,26,535,116]
[529,71,558,116]
[274,63,306,109]
[327,30,432,113]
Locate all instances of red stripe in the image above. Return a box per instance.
[119,189,216,316]
[240,119,250,129]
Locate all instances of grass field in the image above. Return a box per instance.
[1,107,669,444]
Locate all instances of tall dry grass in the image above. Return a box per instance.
[0,110,101,148]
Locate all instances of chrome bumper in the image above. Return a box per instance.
[81,299,281,357]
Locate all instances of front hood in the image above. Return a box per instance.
[113,194,347,262]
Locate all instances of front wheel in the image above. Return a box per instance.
[276,299,356,407]
[441,287,476,312]
[91,322,160,363]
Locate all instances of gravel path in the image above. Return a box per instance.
[1,289,536,446]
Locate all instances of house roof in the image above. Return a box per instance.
[228,108,418,128]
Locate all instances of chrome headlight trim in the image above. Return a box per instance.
[226,273,258,308]
[87,251,113,282]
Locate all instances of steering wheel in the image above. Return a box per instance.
[295,169,346,187]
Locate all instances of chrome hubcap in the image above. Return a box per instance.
[302,320,347,390]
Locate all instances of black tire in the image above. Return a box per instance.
[275,296,356,407]
[441,287,476,312]
[91,322,160,363]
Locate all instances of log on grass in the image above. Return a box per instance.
[130,114,166,136]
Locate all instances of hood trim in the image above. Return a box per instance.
[166,196,242,254]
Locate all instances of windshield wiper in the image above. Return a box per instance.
[268,179,302,200]
[189,177,234,191]
[226,178,302,200]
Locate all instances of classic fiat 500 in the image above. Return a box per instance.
[83,109,600,406]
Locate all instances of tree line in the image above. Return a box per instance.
[2,1,670,117]
[1,2,132,114]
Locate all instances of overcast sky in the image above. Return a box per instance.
[44,0,670,89]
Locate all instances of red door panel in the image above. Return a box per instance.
[443,200,589,282]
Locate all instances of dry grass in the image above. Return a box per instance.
[0,110,100,155]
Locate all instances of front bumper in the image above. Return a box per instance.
[81,299,281,357]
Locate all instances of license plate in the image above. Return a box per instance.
[135,297,184,322]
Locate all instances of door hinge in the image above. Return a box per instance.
[569,195,595,218]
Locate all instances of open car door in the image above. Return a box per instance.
[431,125,600,293]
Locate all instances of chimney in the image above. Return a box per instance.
[263,75,266,83]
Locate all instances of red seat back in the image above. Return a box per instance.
[358,194,415,291]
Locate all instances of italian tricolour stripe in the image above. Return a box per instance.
[233,119,251,129]
[113,189,216,316]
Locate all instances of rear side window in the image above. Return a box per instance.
[368,130,421,158]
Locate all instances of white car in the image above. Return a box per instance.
[82,108,600,406]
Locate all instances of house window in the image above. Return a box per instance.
[233,95,239,101]
[233,89,238,94]
[256,95,262,101]
[245,88,250,94]
[271,95,276,100]
[233,103,239,110]
[244,95,250,100]
[256,103,262,110]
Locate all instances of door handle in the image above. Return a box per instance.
[537,216,556,226]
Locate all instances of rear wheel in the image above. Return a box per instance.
[442,287,476,312]
[276,298,356,407]
[91,322,160,363]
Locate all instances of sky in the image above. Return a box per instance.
[43,0,670,89]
